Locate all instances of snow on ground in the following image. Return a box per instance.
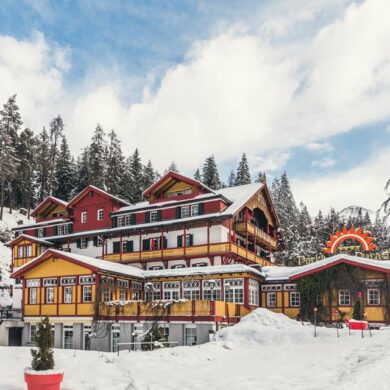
[1,309,390,390]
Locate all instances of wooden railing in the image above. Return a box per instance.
[103,242,272,266]
[234,221,277,248]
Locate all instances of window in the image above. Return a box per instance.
[167,189,192,198]
[266,292,277,308]
[368,289,380,305]
[224,279,244,304]
[150,210,158,222]
[163,282,180,300]
[111,324,120,353]
[203,280,221,301]
[81,211,87,223]
[63,224,69,235]
[19,245,33,258]
[290,292,301,307]
[57,225,63,236]
[29,324,36,343]
[96,236,103,247]
[133,291,140,300]
[83,286,92,302]
[124,214,132,225]
[79,275,96,284]
[249,279,259,306]
[120,289,127,301]
[80,238,88,249]
[338,290,350,306]
[183,281,200,300]
[181,206,190,218]
[43,278,57,287]
[37,228,44,238]
[185,326,197,346]
[117,215,125,227]
[97,209,104,221]
[122,241,128,253]
[191,204,199,216]
[29,288,37,304]
[46,287,54,304]
[18,246,23,258]
[63,326,73,349]
[103,287,111,302]
[64,286,72,303]
[26,245,32,257]
[150,237,161,250]
[61,277,76,286]
[145,282,161,302]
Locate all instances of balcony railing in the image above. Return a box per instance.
[234,221,277,249]
[100,299,251,323]
[103,242,272,266]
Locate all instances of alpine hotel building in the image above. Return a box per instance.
[7,171,390,351]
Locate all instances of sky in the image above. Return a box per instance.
[0,0,389,216]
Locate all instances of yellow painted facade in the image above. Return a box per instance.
[35,204,67,221]
[12,239,47,268]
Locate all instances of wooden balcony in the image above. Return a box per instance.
[103,242,272,267]
[100,299,252,323]
[234,221,277,249]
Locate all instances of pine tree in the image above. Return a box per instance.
[312,210,327,255]
[296,202,315,258]
[105,130,125,196]
[143,160,156,193]
[53,136,76,201]
[166,161,179,173]
[35,127,51,202]
[0,94,22,145]
[122,149,144,203]
[194,169,201,181]
[47,115,64,195]
[234,153,251,185]
[227,170,236,187]
[201,155,221,190]
[30,316,54,371]
[380,177,390,221]
[353,299,363,320]
[255,171,267,184]
[76,147,91,193]
[88,124,106,189]
[14,128,37,214]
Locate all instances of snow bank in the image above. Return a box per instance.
[216,308,311,347]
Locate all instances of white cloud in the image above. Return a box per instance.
[311,157,337,169]
[304,142,334,153]
[293,146,390,215]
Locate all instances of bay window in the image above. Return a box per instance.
[224,279,244,304]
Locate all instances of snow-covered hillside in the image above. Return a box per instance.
[1,309,389,389]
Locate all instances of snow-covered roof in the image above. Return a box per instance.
[67,185,130,207]
[5,234,54,246]
[30,196,68,216]
[13,218,70,230]
[263,254,390,281]
[144,264,264,278]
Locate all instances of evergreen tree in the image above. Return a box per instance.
[0,94,22,145]
[35,127,51,202]
[194,169,201,181]
[312,210,327,255]
[325,208,341,237]
[47,115,64,195]
[296,202,315,258]
[30,317,54,371]
[227,170,236,187]
[105,130,125,196]
[353,299,363,320]
[14,128,37,213]
[142,160,156,193]
[166,161,179,173]
[53,136,76,201]
[88,124,106,188]
[201,155,221,190]
[255,171,267,184]
[235,153,251,185]
[76,147,91,193]
[380,178,390,221]
[122,149,144,203]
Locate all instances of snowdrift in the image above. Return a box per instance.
[215,308,312,347]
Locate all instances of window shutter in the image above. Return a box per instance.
[93,237,98,247]
[145,212,151,223]
[198,203,204,215]
[85,238,89,248]
[176,207,181,219]
[127,241,134,252]
[157,210,162,221]
[68,224,73,234]
[142,239,150,251]
[77,239,81,249]
[53,226,58,236]
[112,216,118,228]
[130,214,136,225]
[113,242,120,254]
[35,229,38,237]
[163,237,167,249]
[189,234,193,246]
[177,235,183,248]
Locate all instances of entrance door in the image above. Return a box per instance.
[8,327,22,346]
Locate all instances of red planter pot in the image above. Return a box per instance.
[348,320,368,330]
[24,371,64,390]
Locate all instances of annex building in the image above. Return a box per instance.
[5,171,390,351]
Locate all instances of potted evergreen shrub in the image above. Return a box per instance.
[24,317,64,390]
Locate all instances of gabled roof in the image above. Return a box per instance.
[143,171,215,199]
[5,234,54,247]
[67,185,130,208]
[13,218,70,231]
[263,254,390,282]
[31,196,68,217]
[12,249,143,279]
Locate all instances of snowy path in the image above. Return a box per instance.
[1,310,390,390]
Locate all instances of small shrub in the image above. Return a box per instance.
[30,317,54,371]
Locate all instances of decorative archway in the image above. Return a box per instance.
[323,227,377,254]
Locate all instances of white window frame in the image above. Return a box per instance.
[182,280,200,300]
[81,211,87,223]
[224,278,244,304]
[150,210,158,222]
[124,214,132,225]
[117,215,125,227]
[57,225,64,236]
[63,224,69,235]
[29,288,37,304]
[46,287,54,304]
[37,228,44,238]
[63,325,73,349]
[120,289,127,301]
[203,280,221,301]
[367,288,380,305]
[290,292,301,307]
[97,209,104,221]
[181,206,190,218]
[82,286,92,302]
[163,282,180,300]
[103,287,111,302]
[26,245,32,257]
[249,279,259,306]
[266,292,277,308]
[64,286,72,303]
[111,324,120,353]
[133,291,140,300]
[80,238,88,249]
[191,204,199,216]
[29,324,36,343]
[338,290,351,306]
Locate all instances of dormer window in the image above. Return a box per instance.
[81,212,87,223]
[167,189,192,198]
